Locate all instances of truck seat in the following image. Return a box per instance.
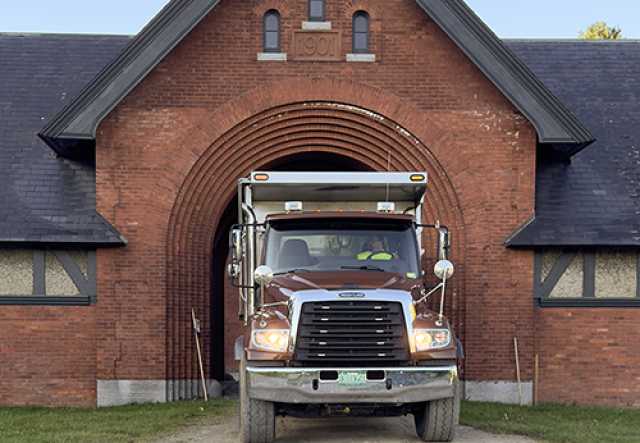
[278,239,316,269]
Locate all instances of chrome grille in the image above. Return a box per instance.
[295,301,410,366]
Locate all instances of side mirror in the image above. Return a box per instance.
[230,226,243,262]
[437,228,450,261]
[434,260,454,280]
[254,265,274,286]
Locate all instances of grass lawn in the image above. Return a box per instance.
[461,401,640,443]
[0,399,236,443]
[2,399,639,443]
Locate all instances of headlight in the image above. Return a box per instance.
[413,329,451,352]
[251,329,290,353]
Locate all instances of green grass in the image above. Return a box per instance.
[461,401,640,443]
[0,399,236,443]
[2,399,639,443]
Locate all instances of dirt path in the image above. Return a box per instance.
[155,415,537,443]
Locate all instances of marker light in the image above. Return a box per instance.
[377,202,396,213]
[410,174,426,182]
[285,201,303,212]
[254,173,270,181]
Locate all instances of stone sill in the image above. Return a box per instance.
[346,53,376,63]
[301,21,332,31]
[257,52,287,62]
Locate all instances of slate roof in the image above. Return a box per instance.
[506,40,640,247]
[0,34,638,247]
[0,33,129,245]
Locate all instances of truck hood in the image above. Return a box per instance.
[268,271,421,295]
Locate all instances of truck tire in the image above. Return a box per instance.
[414,381,460,442]
[240,354,275,443]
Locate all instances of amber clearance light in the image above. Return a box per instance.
[254,173,270,181]
[410,174,426,182]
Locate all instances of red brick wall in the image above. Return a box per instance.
[94,0,537,398]
[0,307,96,407]
[537,309,640,407]
[0,0,631,408]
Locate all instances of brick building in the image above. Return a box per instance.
[1,0,639,407]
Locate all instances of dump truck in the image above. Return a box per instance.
[228,172,461,443]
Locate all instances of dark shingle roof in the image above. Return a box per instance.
[506,40,640,246]
[0,33,129,245]
[0,34,638,247]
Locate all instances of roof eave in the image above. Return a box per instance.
[416,0,594,150]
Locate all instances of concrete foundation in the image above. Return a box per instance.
[464,380,533,405]
[97,379,223,407]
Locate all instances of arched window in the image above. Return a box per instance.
[309,0,325,22]
[263,10,281,53]
[352,11,370,53]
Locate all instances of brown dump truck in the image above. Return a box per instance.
[228,172,461,443]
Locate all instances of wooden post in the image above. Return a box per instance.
[514,337,523,406]
[192,309,209,402]
[534,353,540,405]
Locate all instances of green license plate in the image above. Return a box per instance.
[337,371,367,386]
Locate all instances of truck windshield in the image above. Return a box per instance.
[264,221,420,276]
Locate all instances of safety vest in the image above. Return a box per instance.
[356,251,394,261]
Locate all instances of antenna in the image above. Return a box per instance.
[385,151,391,202]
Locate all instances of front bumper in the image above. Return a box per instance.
[247,365,457,404]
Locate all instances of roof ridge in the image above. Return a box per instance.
[0,31,133,38]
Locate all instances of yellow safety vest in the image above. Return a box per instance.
[356,251,394,261]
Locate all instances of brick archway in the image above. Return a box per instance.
[165,83,466,400]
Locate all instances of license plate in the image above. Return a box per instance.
[337,371,367,386]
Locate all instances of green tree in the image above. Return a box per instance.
[579,21,623,40]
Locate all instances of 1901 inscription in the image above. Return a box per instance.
[292,31,342,62]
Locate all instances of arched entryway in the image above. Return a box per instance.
[166,101,465,401]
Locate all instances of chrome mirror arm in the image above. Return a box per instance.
[437,273,447,326]
[414,282,443,306]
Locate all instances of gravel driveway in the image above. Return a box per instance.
[155,414,537,443]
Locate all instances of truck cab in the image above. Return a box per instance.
[229,172,460,443]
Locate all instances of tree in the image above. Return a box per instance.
[579,21,623,40]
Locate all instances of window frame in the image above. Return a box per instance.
[263,9,281,53]
[308,0,325,22]
[534,249,640,307]
[0,249,96,306]
[352,11,370,54]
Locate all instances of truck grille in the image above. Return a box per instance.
[295,301,410,366]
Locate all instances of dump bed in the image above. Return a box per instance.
[245,171,427,202]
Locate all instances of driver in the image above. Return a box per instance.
[357,237,394,261]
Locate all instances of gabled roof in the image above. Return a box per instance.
[1,35,638,247]
[40,0,593,160]
[505,40,640,247]
[0,33,129,246]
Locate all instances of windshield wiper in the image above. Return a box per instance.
[274,268,312,276]
[340,265,386,272]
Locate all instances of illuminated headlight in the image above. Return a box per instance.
[251,329,290,353]
[413,329,451,352]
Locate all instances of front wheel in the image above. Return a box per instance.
[239,354,275,443]
[414,381,460,442]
